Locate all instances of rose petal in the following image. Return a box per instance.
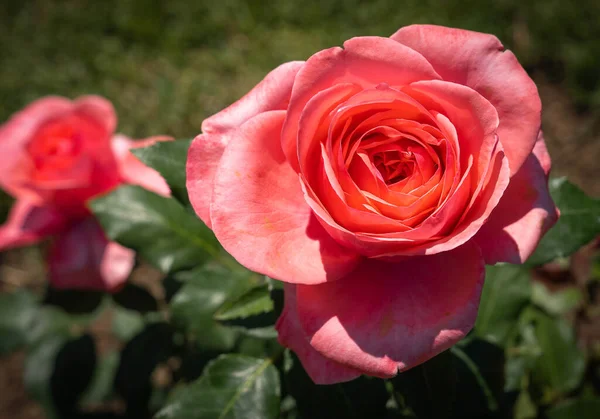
[276,284,362,384]
[73,95,117,135]
[201,61,305,135]
[210,111,361,284]
[296,242,484,378]
[282,36,441,170]
[0,97,73,201]
[112,134,172,197]
[391,24,541,175]
[48,218,134,292]
[474,132,559,263]
[186,132,231,228]
[0,199,67,250]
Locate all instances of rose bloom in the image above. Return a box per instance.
[187,25,559,383]
[0,96,170,292]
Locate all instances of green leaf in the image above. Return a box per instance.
[112,307,145,341]
[286,351,389,419]
[26,306,73,348]
[392,349,456,419]
[527,308,586,394]
[214,285,274,321]
[528,177,600,266]
[170,266,257,351]
[0,289,37,354]
[90,185,219,273]
[475,265,532,346]
[24,336,66,419]
[504,319,543,392]
[214,283,278,339]
[156,354,281,419]
[532,281,583,316]
[81,351,120,405]
[131,138,192,205]
[514,390,537,419]
[546,397,600,419]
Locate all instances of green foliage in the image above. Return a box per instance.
[546,398,600,419]
[526,308,586,395]
[132,138,193,206]
[156,354,281,419]
[528,177,600,266]
[0,289,37,354]
[475,265,532,346]
[90,185,219,273]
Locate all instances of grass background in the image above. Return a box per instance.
[1,0,599,138]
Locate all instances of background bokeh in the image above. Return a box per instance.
[1,0,599,417]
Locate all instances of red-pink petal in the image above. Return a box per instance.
[282,36,441,170]
[48,218,134,292]
[111,134,172,197]
[73,95,117,135]
[391,24,541,175]
[474,133,559,263]
[276,284,362,384]
[0,199,67,250]
[186,132,231,228]
[210,111,361,284]
[296,242,484,378]
[201,61,305,135]
[0,97,73,200]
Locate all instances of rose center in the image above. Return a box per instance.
[371,149,415,184]
[27,120,82,170]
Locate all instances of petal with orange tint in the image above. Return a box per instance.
[391,25,541,175]
[282,36,440,169]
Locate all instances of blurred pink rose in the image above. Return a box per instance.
[187,25,559,383]
[0,96,170,292]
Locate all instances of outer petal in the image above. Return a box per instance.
[391,24,541,175]
[186,132,231,228]
[210,111,361,284]
[0,97,73,200]
[276,284,362,384]
[282,36,441,170]
[48,218,135,292]
[111,134,172,197]
[201,61,305,135]
[0,200,67,250]
[73,95,117,135]
[474,133,559,263]
[296,242,484,378]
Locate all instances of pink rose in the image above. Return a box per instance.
[0,96,170,292]
[186,25,559,383]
